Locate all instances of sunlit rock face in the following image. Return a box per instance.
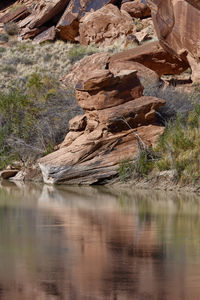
[147,0,200,81]
[79,4,135,47]
[38,52,165,185]
[56,0,119,42]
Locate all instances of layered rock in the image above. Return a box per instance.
[0,5,30,24]
[39,52,165,184]
[109,41,189,77]
[147,0,200,81]
[79,4,134,46]
[62,52,160,88]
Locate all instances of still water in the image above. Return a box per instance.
[0,182,200,300]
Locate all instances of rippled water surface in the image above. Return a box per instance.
[0,183,200,299]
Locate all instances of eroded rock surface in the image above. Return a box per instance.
[79,4,135,46]
[110,41,189,77]
[121,0,151,19]
[147,0,200,81]
[57,0,118,42]
[39,52,165,184]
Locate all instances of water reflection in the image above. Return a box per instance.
[0,182,200,299]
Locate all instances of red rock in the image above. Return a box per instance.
[38,125,164,184]
[109,41,189,76]
[62,52,111,88]
[109,60,159,85]
[121,0,151,19]
[185,0,200,10]
[88,96,165,131]
[69,115,87,131]
[79,4,135,46]
[76,69,143,110]
[56,0,119,42]
[33,26,56,43]
[20,26,47,39]
[28,0,70,29]
[0,5,29,23]
[147,0,200,81]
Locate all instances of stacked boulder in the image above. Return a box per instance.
[38,52,165,184]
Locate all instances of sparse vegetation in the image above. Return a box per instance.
[118,85,200,186]
[67,44,99,63]
[4,22,19,36]
[0,72,82,169]
[118,159,135,182]
[0,33,9,43]
[133,18,144,32]
[155,104,200,184]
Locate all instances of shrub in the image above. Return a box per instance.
[0,47,6,53]
[143,84,194,124]
[0,65,17,74]
[118,159,135,182]
[0,33,9,42]
[133,18,144,32]
[155,104,200,183]
[4,22,19,36]
[0,71,82,169]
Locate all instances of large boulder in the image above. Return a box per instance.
[62,51,159,89]
[79,4,135,46]
[56,0,118,42]
[76,69,143,110]
[121,0,151,19]
[62,52,111,88]
[24,0,70,29]
[38,124,164,184]
[147,0,200,81]
[18,0,70,39]
[33,26,56,43]
[109,41,189,77]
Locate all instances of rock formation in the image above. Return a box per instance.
[39,52,165,184]
[56,0,119,42]
[109,41,189,77]
[121,0,151,19]
[79,4,135,46]
[0,0,155,46]
[147,0,200,81]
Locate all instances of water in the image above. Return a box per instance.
[0,182,200,299]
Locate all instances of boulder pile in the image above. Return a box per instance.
[39,52,165,184]
[0,0,156,45]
